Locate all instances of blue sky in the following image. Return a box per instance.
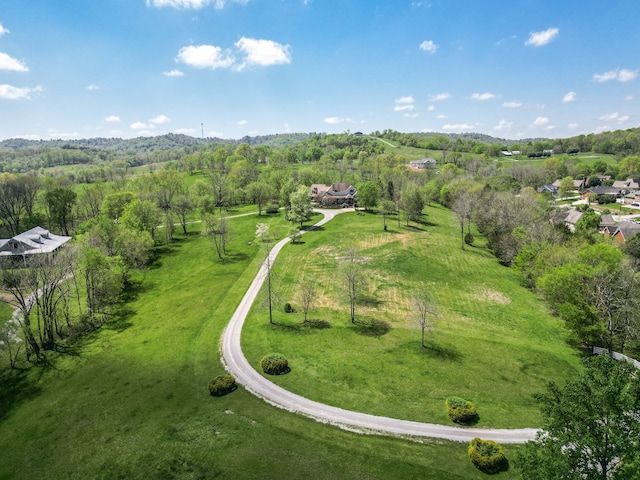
[1,0,639,141]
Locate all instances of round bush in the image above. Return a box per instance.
[207,374,237,397]
[464,232,474,245]
[261,353,290,375]
[284,302,294,313]
[445,396,478,424]
[265,205,279,214]
[468,437,506,473]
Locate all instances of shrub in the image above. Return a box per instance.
[445,396,478,424]
[266,205,279,214]
[261,353,290,375]
[468,437,506,473]
[284,302,294,313]
[207,374,237,397]
[464,233,474,246]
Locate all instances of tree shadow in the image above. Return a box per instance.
[0,368,43,423]
[303,319,332,329]
[420,339,463,362]
[352,318,391,337]
[358,294,382,308]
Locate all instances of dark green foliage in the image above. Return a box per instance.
[284,302,294,313]
[445,396,478,424]
[207,374,237,397]
[265,204,279,214]
[468,438,507,473]
[464,232,474,245]
[261,353,290,375]
[516,355,640,479]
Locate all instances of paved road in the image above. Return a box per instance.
[221,208,538,444]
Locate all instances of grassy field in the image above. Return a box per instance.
[0,210,528,479]
[242,206,583,428]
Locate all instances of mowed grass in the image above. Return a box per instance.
[0,211,524,480]
[242,206,583,428]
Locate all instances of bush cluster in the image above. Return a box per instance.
[468,437,506,473]
[266,205,279,214]
[207,374,237,397]
[445,396,478,424]
[284,302,294,313]
[261,353,290,375]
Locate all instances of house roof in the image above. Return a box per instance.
[537,184,558,194]
[611,222,640,241]
[613,178,640,190]
[0,226,71,257]
[564,209,583,225]
[584,186,622,196]
[599,214,616,227]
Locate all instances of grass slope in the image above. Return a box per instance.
[242,206,582,428]
[0,212,523,479]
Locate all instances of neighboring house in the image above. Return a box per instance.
[0,226,71,262]
[552,178,586,191]
[581,186,622,201]
[612,178,640,191]
[537,184,558,195]
[599,214,616,231]
[408,158,437,170]
[310,183,356,207]
[550,209,583,232]
[608,222,640,243]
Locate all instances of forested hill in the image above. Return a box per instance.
[0,132,317,151]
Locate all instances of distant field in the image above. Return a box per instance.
[242,206,583,428]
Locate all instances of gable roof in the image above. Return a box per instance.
[0,226,71,257]
[611,222,640,242]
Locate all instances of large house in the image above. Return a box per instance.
[310,183,356,207]
[603,221,640,243]
[0,226,71,261]
[408,158,437,170]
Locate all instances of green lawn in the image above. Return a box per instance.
[0,210,526,479]
[242,206,583,428]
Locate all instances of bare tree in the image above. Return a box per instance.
[341,247,365,324]
[203,214,227,259]
[452,192,476,250]
[298,278,316,323]
[413,288,437,348]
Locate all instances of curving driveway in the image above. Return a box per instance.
[221,208,538,444]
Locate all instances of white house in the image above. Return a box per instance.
[0,226,71,259]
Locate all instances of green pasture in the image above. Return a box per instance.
[242,206,582,429]
[0,210,525,479]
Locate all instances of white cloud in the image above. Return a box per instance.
[0,84,40,100]
[130,122,154,130]
[531,116,549,127]
[173,128,197,135]
[568,123,579,130]
[163,69,184,77]
[236,119,248,127]
[562,91,576,103]
[105,115,121,123]
[599,112,619,121]
[395,95,414,104]
[419,40,438,54]
[626,95,635,101]
[176,45,234,69]
[593,68,638,83]
[494,119,512,132]
[48,130,79,140]
[442,123,474,131]
[86,84,100,91]
[324,116,353,125]
[403,113,419,118]
[437,114,447,119]
[0,52,29,72]
[525,27,559,47]
[150,114,171,124]
[394,105,414,112]
[235,37,291,69]
[0,24,9,37]
[503,101,522,108]
[427,105,435,111]
[429,92,449,102]
[146,0,208,8]
[470,92,496,101]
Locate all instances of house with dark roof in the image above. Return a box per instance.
[608,221,640,243]
[550,209,583,232]
[310,183,356,207]
[0,226,71,262]
[537,184,559,195]
[581,186,623,201]
[599,214,616,231]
